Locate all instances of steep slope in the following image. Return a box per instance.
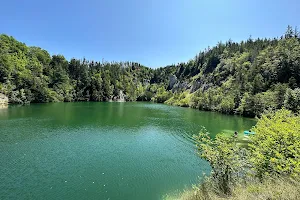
[0,26,299,117]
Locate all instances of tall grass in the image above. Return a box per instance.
[165,177,300,200]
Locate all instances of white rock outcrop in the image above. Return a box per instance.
[0,93,8,107]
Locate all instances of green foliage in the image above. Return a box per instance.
[1,26,300,113]
[236,93,255,117]
[162,26,300,116]
[252,90,278,116]
[152,86,172,103]
[188,109,300,199]
[252,74,264,94]
[165,92,190,107]
[0,34,155,103]
[194,129,248,195]
[218,95,235,114]
[284,88,300,112]
[250,109,300,179]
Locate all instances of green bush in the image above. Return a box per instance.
[153,86,172,103]
[165,92,190,107]
[194,128,249,195]
[218,95,235,114]
[250,109,300,179]
[284,88,300,112]
[190,109,300,199]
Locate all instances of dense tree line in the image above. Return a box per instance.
[0,34,155,103]
[0,26,299,117]
[163,26,300,117]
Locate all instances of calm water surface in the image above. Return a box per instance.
[0,102,256,200]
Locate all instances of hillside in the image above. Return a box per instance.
[0,26,299,117]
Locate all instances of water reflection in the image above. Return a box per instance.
[0,102,256,200]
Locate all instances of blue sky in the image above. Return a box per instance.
[1,0,299,67]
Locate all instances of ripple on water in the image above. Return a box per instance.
[0,102,255,200]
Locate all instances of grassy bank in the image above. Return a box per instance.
[165,178,300,200]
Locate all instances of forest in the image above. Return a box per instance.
[0,26,299,117]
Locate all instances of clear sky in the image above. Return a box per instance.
[0,0,299,67]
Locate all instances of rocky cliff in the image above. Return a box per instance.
[0,93,8,107]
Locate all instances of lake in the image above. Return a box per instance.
[0,102,256,200]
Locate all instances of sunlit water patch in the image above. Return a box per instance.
[0,102,255,200]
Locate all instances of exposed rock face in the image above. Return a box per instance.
[143,79,150,86]
[190,81,201,93]
[118,90,125,102]
[189,79,214,93]
[171,81,190,92]
[0,93,8,107]
[168,75,177,89]
[200,83,214,92]
[112,90,126,102]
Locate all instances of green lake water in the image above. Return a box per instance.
[0,102,256,200]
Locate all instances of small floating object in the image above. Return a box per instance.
[244,130,255,135]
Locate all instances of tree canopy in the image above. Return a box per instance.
[1,26,299,117]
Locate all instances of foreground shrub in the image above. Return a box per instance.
[250,109,300,179]
[167,109,300,200]
[194,129,249,195]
